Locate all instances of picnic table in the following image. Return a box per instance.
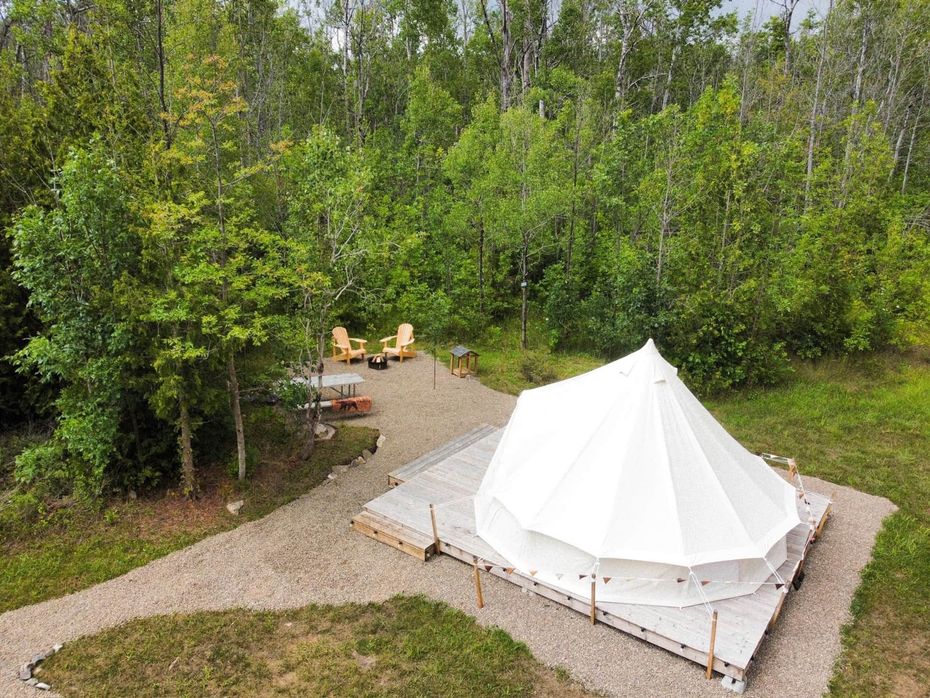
[292,372,364,399]
[291,373,371,414]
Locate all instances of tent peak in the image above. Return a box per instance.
[617,338,675,381]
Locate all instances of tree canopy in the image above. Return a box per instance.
[1,0,929,493]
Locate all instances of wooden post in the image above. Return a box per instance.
[429,504,440,554]
[705,610,718,679]
[769,588,788,631]
[815,502,832,540]
[590,579,596,625]
[473,558,485,608]
[449,354,454,374]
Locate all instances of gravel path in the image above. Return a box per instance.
[0,355,897,697]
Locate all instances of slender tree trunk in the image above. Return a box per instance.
[882,44,903,133]
[804,1,831,210]
[155,0,170,147]
[656,209,668,285]
[301,310,328,462]
[478,222,485,316]
[179,397,196,497]
[851,18,868,106]
[718,188,731,282]
[536,0,548,79]
[227,355,247,480]
[521,6,533,96]
[780,0,798,76]
[354,28,369,140]
[342,0,352,135]
[520,243,528,350]
[208,120,248,481]
[661,42,680,111]
[520,138,529,350]
[840,13,869,203]
[614,8,634,106]
[890,103,909,179]
[300,368,321,461]
[656,148,674,286]
[479,0,511,110]
[501,0,513,110]
[901,91,924,194]
[566,122,581,277]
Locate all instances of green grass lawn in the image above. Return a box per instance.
[38,595,589,697]
[707,352,930,697]
[0,414,378,614]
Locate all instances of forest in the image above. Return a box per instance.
[0,0,928,497]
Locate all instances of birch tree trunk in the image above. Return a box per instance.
[661,42,680,111]
[804,1,832,210]
[501,0,513,110]
[901,90,925,194]
[228,355,247,480]
[614,1,639,107]
[839,14,870,205]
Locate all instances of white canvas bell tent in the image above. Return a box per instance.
[474,339,802,607]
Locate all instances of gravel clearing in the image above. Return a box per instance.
[0,355,897,697]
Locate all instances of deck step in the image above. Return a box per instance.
[351,510,435,561]
[388,424,498,487]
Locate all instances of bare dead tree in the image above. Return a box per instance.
[804,0,833,211]
[614,0,645,107]
[773,0,800,75]
[480,0,515,110]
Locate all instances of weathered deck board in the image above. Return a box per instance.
[387,424,499,486]
[350,510,435,560]
[358,428,831,685]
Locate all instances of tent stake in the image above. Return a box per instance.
[590,579,596,624]
[429,504,440,555]
[473,558,485,608]
[705,610,718,679]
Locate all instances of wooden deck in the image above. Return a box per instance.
[352,428,831,687]
[386,424,498,487]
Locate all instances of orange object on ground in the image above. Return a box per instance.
[330,396,372,414]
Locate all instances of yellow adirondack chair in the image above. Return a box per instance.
[380,323,417,362]
[331,327,367,364]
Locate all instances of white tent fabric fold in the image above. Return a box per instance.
[474,339,802,607]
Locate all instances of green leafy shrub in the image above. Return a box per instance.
[519,352,558,386]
